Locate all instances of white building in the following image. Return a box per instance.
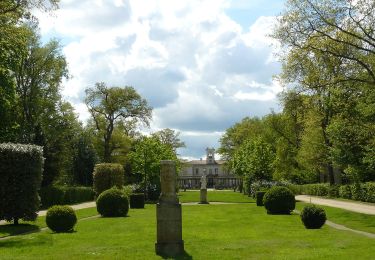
[178,148,240,189]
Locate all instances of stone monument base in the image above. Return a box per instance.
[199,189,209,204]
[155,203,184,256]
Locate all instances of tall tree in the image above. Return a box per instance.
[152,128,186,153]
[85,82,152,162]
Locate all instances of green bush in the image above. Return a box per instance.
[256,191,267,206]
[39,186,94,208]
[96,187,129,217]
[263,186,295,214]
[64,187,94,204]
[338,185,352,199]
[300,205,326,229]
[328,185,340,198]
[46,205,77,232]
[130,193,145,209]
[93,163,124,196]
[351,183,364,201]
[0,143,43,224]
[363,183,375,203]
[39,186,66,208]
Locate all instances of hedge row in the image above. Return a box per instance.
[40,186,94,208]
[0,143,44,223]
[290,182,375,203]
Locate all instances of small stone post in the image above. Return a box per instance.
[155,160,184,257]
[199,174,209,204]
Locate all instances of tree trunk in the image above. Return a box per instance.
[14,218,19,225]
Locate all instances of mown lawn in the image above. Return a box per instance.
[178,190,254,203]
[0,191,374,259]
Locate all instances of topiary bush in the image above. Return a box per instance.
[96,187,129,217]
[338,185,352,199]
[300,205,326,229]
[46,205,77,232]
[130,193,145,209]
[40,186,95,208]
[256,191,267,206]
[263,186,295,214]
[93,163,124,196]
[0,143,43,224]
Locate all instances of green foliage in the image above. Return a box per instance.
[263,186,295,214]
[85,82,152,162]
[129,136,178,200]
[152,128,186,152]
[328,185,340,198]
[338,185,352,199]
[96,187,129,217]
[231,137,275,183]
[256,191,266,206]
[300,205,326,229]
[129,193,145,209]
[0,143,43,224]
[39,186,95,208]
[93,163,124,196]
[46,205,77,233]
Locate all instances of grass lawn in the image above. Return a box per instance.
[178,190,254,203]
[0,207,98,238]
[296,202,375,234]
[0,191,374,259]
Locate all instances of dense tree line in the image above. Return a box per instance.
[0,1,183,190]
[220,0,375,186]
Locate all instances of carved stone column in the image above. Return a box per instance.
[155,160,184,257]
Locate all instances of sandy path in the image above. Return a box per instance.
[295,195,375,215]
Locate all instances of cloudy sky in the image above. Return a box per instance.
[35,0,285,160]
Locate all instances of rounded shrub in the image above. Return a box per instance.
[130,193,145,209]
[46,205,77,233]
[263,186,295,214]
[256,191,267,206]
[93,163,124,196]
[96,187,129,217]
[300,205,326,229]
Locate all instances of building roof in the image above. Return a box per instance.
[186,159,226,165]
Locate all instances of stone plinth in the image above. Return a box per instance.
[155,160,184,257]
[199,189,209,204]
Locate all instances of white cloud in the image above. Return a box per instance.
[35,0,282,158]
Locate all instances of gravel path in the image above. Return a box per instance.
[295,195,375,215]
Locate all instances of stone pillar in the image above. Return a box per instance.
[155,160,184,257]
[199,189,208,204]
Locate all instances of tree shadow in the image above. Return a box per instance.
[158,250,193,260]
[0,224,40,238]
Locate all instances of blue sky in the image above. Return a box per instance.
[35,0,285,160]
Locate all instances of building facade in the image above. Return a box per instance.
[178,148,241,189]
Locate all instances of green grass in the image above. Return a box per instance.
[0,207,98,238]
[1,198,374,259]
[296,202,375,234]
[178,190,254,203]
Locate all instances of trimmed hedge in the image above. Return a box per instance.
[130,193,145,209]
[256,191,267,206]
[39,186,94,208]
[0,143,43,224]
[46,205,77,232]
[96,187,129,217]
[263,186,295,214]
[93,163,124,196]
[300,205,326,229]
[292,182,375,203]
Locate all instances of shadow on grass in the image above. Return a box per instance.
[0,224,40,238]
[158,250,193,260]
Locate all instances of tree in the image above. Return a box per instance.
[85,83,152,163]
[128,136,178,200]
[274,0,375,184]
[152,128,186,153]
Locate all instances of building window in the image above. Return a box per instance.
[215,168,218,174]
[209,169,212,175]
[195,168,199,175]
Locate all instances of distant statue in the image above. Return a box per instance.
[200,174,207,190]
